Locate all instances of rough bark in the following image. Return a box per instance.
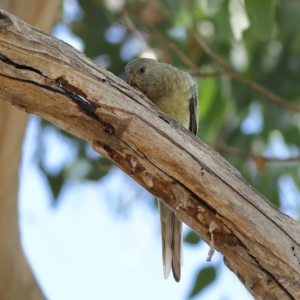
[0,1,60,299]
[0,10,299,300]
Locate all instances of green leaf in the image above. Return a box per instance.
[188,266,217,298]
[244,0,275,40]
[184,230,201,245]
[154,197,158,208]
[85,157,113,181]
[46,173,64,201]
[198,78,217,119]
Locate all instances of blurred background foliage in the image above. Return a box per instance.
[38,0,300,297]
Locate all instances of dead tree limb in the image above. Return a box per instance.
[0,10,299,300]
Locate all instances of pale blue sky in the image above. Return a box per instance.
[19,117,254,300]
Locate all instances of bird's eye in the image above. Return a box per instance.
[140,67,145,73]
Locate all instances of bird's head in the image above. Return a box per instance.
[125,58,159,96]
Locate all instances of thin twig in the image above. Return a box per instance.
[95,161,114,172]
[152,27,199,72]
[190,29,300,114]
[122,10,148,46]
[121,10,169,62]
[152,27,225,77]
[121,13,224,78]
[122,12,300,113]
[211,143,300,163]
[190,71,226,78]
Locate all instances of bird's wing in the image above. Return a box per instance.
[189,84,199,135]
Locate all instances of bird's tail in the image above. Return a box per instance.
[158,199,183,282]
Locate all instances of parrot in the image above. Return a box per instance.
[125,58,199,282]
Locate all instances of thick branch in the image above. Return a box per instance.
[0,10,299,299]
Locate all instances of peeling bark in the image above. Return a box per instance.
[0,10,299,300]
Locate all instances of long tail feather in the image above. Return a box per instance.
[158,199,182,282]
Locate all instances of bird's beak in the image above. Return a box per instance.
[127,74,134,86]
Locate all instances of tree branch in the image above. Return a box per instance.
[152,27,226,77]
[121,12,224,78]
[211,143,300,163]
[121,14,299,113]
[0,10,299,299]
[190,29,300,114]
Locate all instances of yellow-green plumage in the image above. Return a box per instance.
[125,58,198,134]
[125,58,199,282]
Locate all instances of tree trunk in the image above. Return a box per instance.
[0,1,60,299]
[0,9,299,300]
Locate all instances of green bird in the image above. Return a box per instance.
[125,58,199,282]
